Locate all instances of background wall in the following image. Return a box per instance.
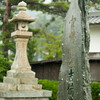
[31,59,100,82]
[89,24,100,52]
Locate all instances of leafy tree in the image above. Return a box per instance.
[36,32,62,60]
[27,33,37,62]
[0,52,11,82]
[29,12,63,61]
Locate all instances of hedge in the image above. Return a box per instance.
[38,80,100,100]
[91,82,100,100]
[39,80,58,100]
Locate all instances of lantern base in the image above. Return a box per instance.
[0,90,51,100]
[0,70,52,99]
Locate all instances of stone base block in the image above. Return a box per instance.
[7,70,35,79]
[0,90,52,100]
[0,70,52,99]
[32,84,42,90]
[0,83,17,91]
[3,77,20,85]
[17,84,42,91]
[17,84,33,91]
[3,84,17,91]
[20,78,38,85]
[0,83,3,90]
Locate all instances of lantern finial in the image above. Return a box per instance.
[18,1,27,11]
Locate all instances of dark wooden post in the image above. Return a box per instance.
[57,0,92,100]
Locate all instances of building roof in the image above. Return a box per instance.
[30,53,100,65]
[30,59,61,65]
[88,12,100,24]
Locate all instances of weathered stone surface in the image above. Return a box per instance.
[3,77,20,85]
[32,85,42,90]
[11,38,31,71]
[10,1,34,72]
[17,85,33,91]
[0,90,52,98]
[58,0,92,100]
[20,78,38,84]
[2,84,17,91]
[11,31,32,38]
[17,84,42,91]
[7,70,35,79]
[0,98,5,100]
[11,1,35,23]
[0,83,4,90]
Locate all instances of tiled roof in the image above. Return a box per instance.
[88,12,100,24]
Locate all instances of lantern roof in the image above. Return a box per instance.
[10,1,35,23]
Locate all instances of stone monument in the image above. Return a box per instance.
[58,0,92,100]
[0,1,52,100]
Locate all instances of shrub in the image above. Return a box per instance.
[39,80,100,100]
[38,80,58,100]
[91,82,100,100]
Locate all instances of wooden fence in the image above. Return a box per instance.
[31,58,100,82]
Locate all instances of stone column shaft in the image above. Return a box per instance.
[11,38,31,71]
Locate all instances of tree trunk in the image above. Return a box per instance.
[57,0,92,100]
[2,0,11,57]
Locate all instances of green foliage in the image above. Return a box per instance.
[0,9,5,29]
[89,1,100,10]
[38,80,58,100]
[96,0,100,4]
[29,13,63,61]
[95,4,100,10]
[27,35,37,62]
[8,0,100,18]
[36,33,62,60]
[91,0,100,4]
[91,82,100,100]
[0,52,11,82]
[8,0,38,5]
[39,80,100,100]
[0,22,15,58]
[0,9,5,15]
[8,0,69,17]
[29,13,64,61]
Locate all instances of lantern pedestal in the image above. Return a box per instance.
[11,31,32,71]
[0,70,52,100]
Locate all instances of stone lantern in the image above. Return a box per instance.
[10,1,35,71]
[0,1,52,100]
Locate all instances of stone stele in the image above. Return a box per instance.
[0,1,52,100]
